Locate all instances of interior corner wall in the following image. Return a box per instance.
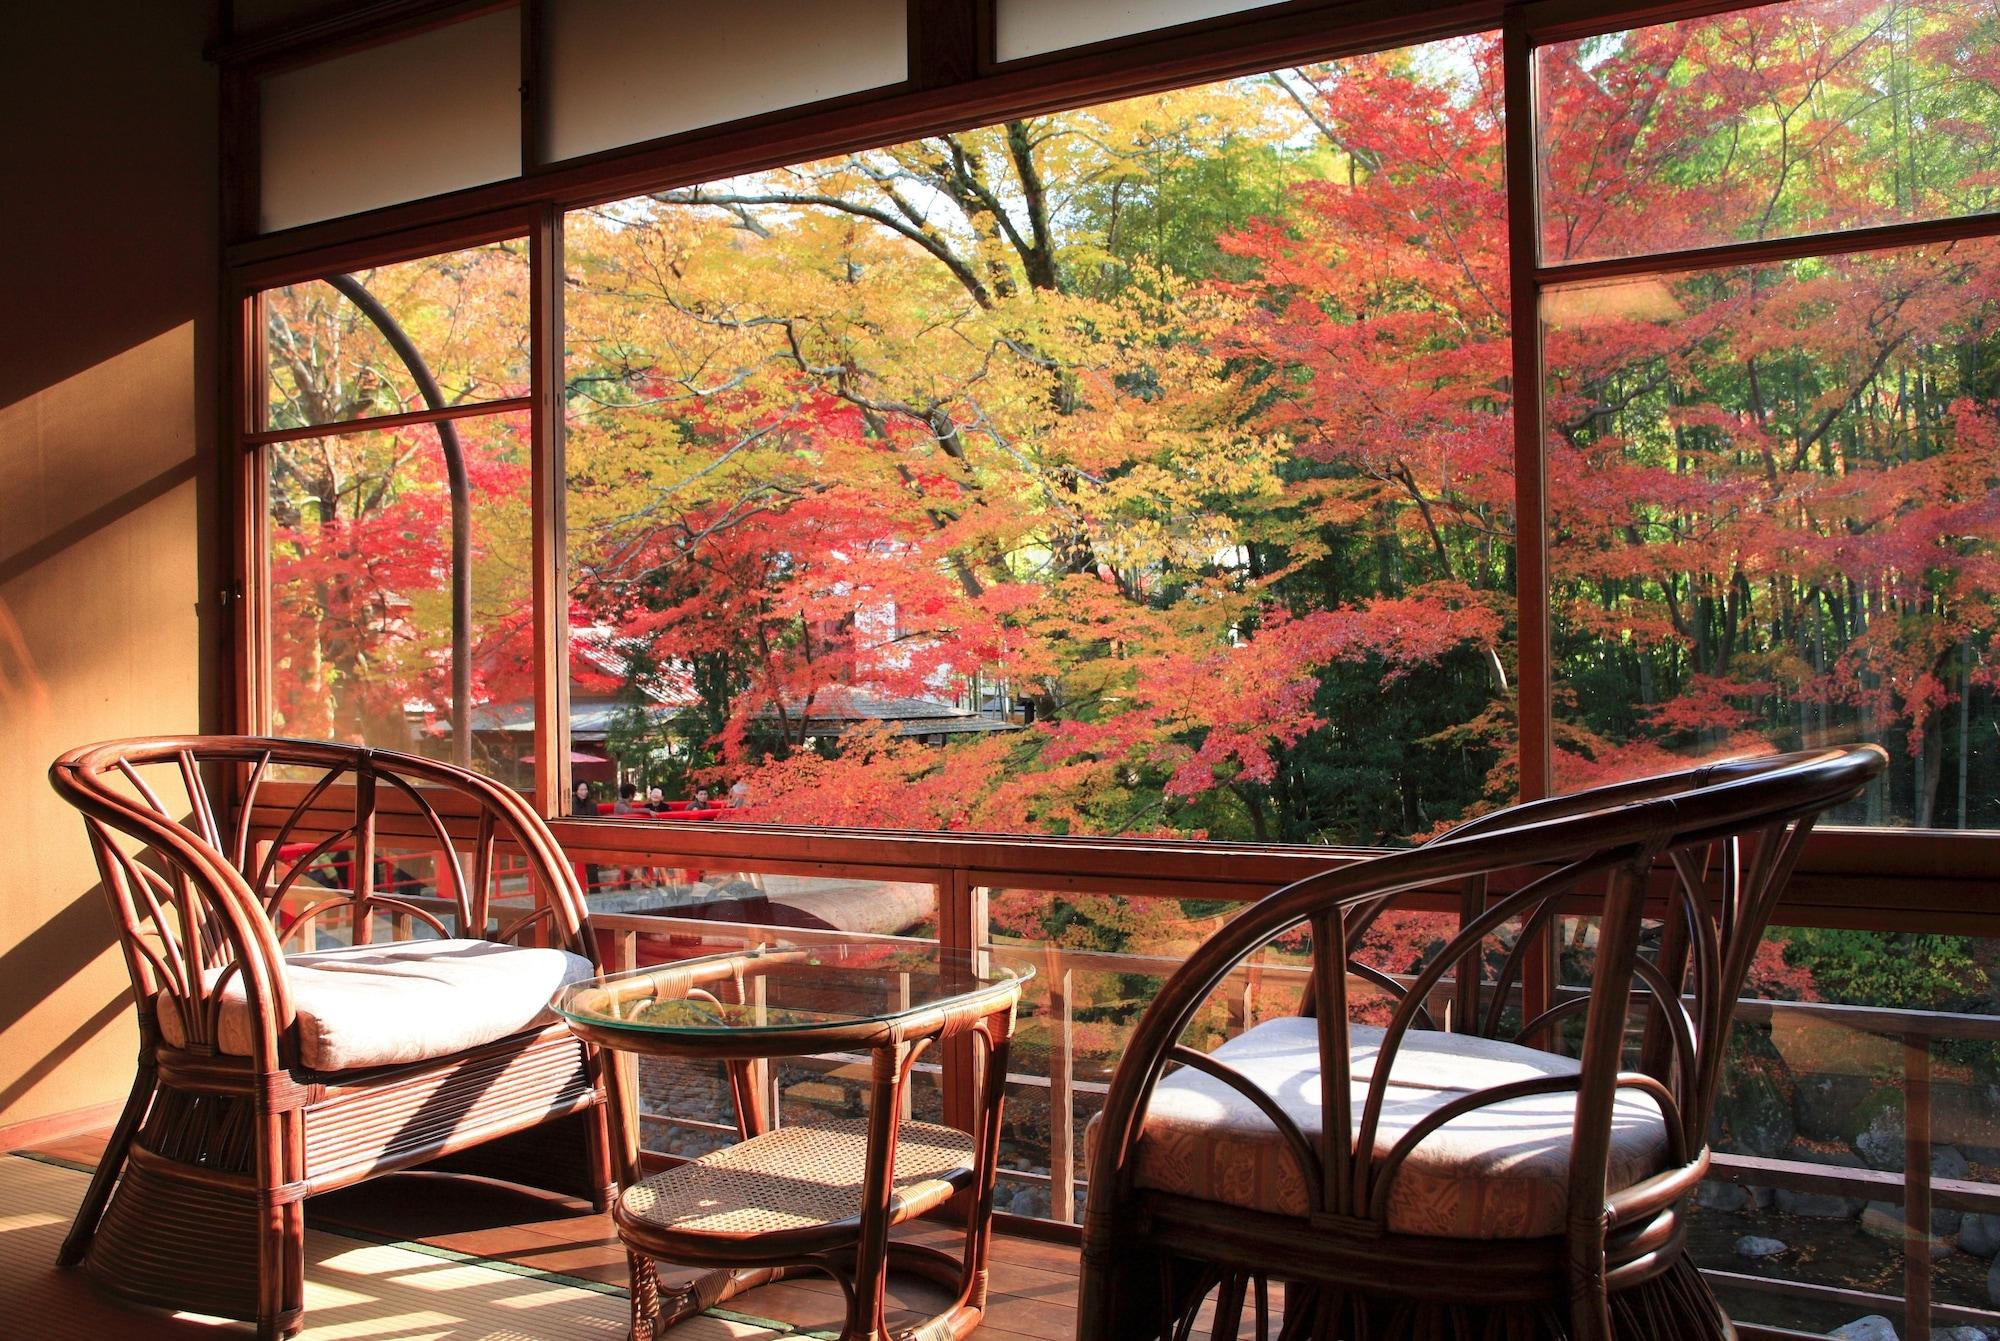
[0,2,223,1132]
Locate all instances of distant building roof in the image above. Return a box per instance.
[449,626,1022,743]
[461,692,1020,742]
[769,690,1021,738]
[570,626,698,707]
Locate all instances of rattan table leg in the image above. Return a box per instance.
[636,1259,791,1337]
[630,1252,659,1341]
[845,1040,909,1339]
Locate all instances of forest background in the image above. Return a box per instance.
[260,0,2000,1009]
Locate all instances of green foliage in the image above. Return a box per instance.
[1070,135,1305,295]
[1781,929,1987,1011]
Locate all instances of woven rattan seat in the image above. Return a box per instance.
[621,1118,974,1242]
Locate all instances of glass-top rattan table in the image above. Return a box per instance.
[552,943,1031,1341]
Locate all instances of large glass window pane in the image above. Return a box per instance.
[1545,237,2000,826]
[561,37,1516,840]
[263,240,530,433]
[982,886,1316,1222]
[1700,928,2000,1334]
[265,412,534,786]
[1537,0,2000,265]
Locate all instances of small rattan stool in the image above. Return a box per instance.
[621,1119,975,1239]
[551,944,1028,1341]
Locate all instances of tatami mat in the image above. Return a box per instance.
[0,1154,785,1339]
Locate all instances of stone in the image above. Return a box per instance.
[1933,1075,2000,1155]
[1830,1316,1899,1341]
[1734,1235,1788,1259]
[1931,1146,1971,1236]
[1851,1090,1908,1171]
[1846,1147,1969,1234]
[1793,1070,1876,1142]
[1963,1212,2000,1259]
[1860,1199,1901,1238]
[1775,1184,1864,1218]
[1715,1067,1796,1158]
[1937,1328,1993,1341]
[1769,1016,1897,1143]
[1695,1178,1775,1211]
[1697,1180,1750,1212]
[1861,1202,1956,1257]
[1988,1252,2000,1309]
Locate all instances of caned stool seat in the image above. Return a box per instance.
[555,945,1028,1340]
[619,1119,974,1251]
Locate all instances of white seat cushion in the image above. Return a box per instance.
[157,938,596,1072]
[1086,1015,1669,1239]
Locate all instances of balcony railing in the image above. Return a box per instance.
[252,789,2000,1341]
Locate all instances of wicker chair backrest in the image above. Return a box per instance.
[1086,744,1885,1244]
[49,734,593,1073]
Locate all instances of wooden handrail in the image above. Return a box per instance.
[234,746,1977,1336]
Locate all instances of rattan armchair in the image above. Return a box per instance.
[1078,744,1885,1341]
[49,735,619,1340]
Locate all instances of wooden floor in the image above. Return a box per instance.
[17,1126,1096,1341]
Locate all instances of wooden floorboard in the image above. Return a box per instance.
[23,1126,1112,1340]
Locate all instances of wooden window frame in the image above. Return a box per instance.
[223,0,2000,933]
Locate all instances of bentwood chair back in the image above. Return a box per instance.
[50,735,618,1339]
[1078,744,1884,1341]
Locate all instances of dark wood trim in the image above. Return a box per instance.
[971,0,999,77]
[539,815,1381,889]
[244,395,534,447]
[245,763,2000,930]
[1538,207,2000,287]
[1802,825,2000,880]
[519,0,544,174]
[0,1100,127,1154]
[220,64,260,245]
[530,204,567,819]
[938,869,981,1134]
[909,0,981,90]
[234,207,538,290]
[223,53,260,742]
[236,286,265,737]
[1504,13,1550,804]
[1501,11,1557,1032]
[222,49,260,741]
[1520,0,1788,44]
